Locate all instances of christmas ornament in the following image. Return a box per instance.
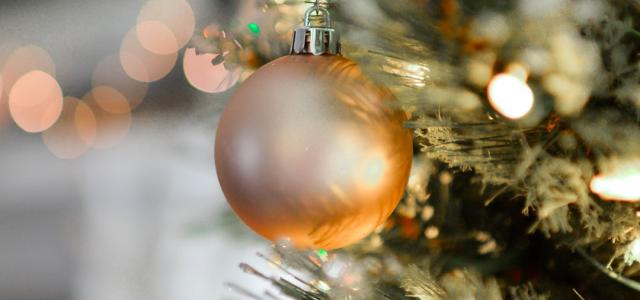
[214,4,413,250]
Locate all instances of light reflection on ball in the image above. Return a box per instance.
[215,55,413,249]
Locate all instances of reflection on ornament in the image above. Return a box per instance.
[487,73,534,119]
[215,55,413,250]
[590,160,640,202]
[183,48,240,93]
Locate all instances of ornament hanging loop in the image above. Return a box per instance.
[303,6,331,27]
[290,2,340,56]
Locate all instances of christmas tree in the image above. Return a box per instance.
[205,0,640,298]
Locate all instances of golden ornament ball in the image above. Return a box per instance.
[214,5,412,249]
[215,54,413,249]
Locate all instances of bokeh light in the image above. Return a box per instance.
[92,54,148,109]
[8,70,63,133]
[0,74,5,130]
[83,87,132,149]
[487,73,534,119]
[120,27,177,83]
[136,0,195,54]
[1,45,56,95]
[42,97,97,159]
[89,85,131,115]
[183,48,240,93]
[136,21,179,55]
[0,43,21,129]
[590,160,640,202]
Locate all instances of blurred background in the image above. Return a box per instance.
[0,0,277,299]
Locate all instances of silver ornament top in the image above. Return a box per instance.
[290,4,340,56]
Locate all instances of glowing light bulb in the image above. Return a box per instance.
[590,160,640,202]
[487,73,534,119]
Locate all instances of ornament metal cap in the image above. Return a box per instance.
[290,5,340,56]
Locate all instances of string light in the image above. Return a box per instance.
[487,73,534,119]
[590,160,640,202]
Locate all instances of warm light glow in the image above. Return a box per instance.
[8,70,63,133]
[0,74,6,130]
[89,85,131,114]
[136,21,179,55]
[120,27,177,83]
[83,88,132,149]
[137,0,195,52]
[42,97,97,159]
[487,73,534,119]
[93,54,148,109]
[624,238,640,265]
[1,45,55,93]
[590,160,640,202]
[425,226,440,239]
[183,48,240,93]
[505,63,529,81]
